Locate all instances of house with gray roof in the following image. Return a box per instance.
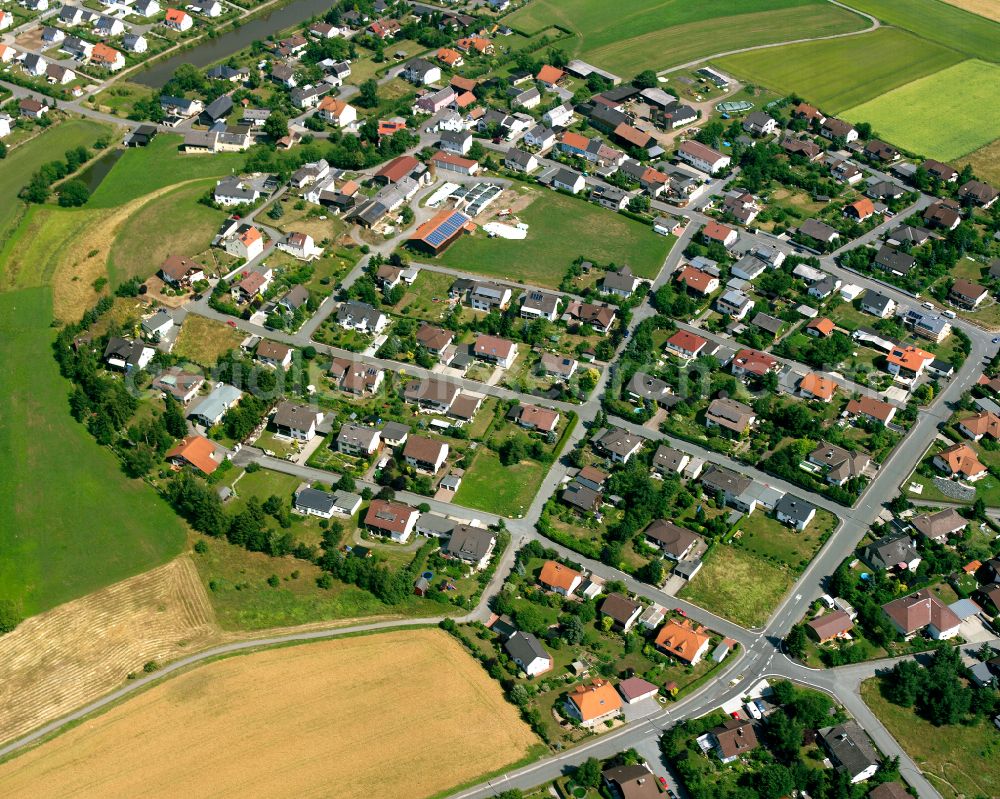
[188,383,242,426]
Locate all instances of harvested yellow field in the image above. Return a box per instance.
[0,557,219,747]
[0,628,539,799]
[939,0,1000,22]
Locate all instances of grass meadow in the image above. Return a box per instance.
[0,287,186,616]
[0,119,111,246]
[437,189,673,288]
[844,60,1000,160]
[507,0,866,75]
[453,449,546,518]
[715,27,963,112]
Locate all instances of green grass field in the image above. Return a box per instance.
[734,509,836,574]
[453,449,544,518]
[0,206,95,294]
[844,59,1000,159]
[678,545,791,627]
[0,287,186,616]
[87,135,245,208]
[507,0,866,76]
[715,27,963,112]
[861,679,1000,799]
[840,0,1000,62]
[437,190,672,288]
[108,179,226,286]
[0,119,111,246]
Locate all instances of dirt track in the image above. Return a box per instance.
[0,628,538,799]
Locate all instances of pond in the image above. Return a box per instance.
[77,148,125,193]
[135,0,336,88]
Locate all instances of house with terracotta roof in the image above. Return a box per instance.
[799,372,838,402]
[882,590,961,639]
[806,317,835,338]
[792,102,825,124]
[364,499,419,542]
[807,609,854,643]
[959,411,1000,442]
[676,266,720,296]
[166,434,223,475]
[701,220,738,248]
[232,267,273,303]
[473,334,518,368]
[538,560,582,595]
[511,404,560,433]
[436,47,463,67]
[844,197,875,221]
[665,329,709,360]
[226,225,264,261]
[563,680,622,728]
[90,43,125,71]
[654,619,710,664]
[933,442,986,481]
[318,96,357,127]
[885,345,934,382]
[731,348,777,379]
[456,36,493,55]
[536,64,564,88]
[164,8,193,31]
[845,396,896,426]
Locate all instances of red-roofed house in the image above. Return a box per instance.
[701,221,738,248]
[536,64,564,87]
[731,348,778,379]
[844,197,875,221]
[666,329,709,360]
[676,266,720,296]
[473,334,518,368]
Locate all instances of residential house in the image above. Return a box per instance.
[700,466,752,506]
[317,97,357,127]
[809,441,870,486]
[644,520,702,561]
[590,184,629,211]
[563,301,616,334]
[159,255,204,288]
[231,267,272,303]
[886,345,935,382]
[742,111,777,136]
[336,301,388,334]
[404,377,460,413]
[187,383,242,426]
[731,348,777,379]
[536,64,564,89]
[294,486,360,518]
[721,192,760,225]
[884,590,963,640]
[520,290,559,321]
[602,266,640,298]
[543,101,575,128]
[473,334,518,368]
[959,411,1000,441]
[820,117,857,142]
[504,632,552,677]
[329,358,384,395]
[402,435,449,474]
[551,167,586,194]
[705,397,755,436]
[445,525,497,571]
[860,290,896,319]
[272,402,322,441]
[103,337,155,372]
[702,220,738,248]
[949,279,988,309]
[505,147,538,173]
[845,197,875,221]
[564,680,622,729]
[601,765,661,799]
[365,499,419,543]
[933,442,987,481]
[225,225,264,261]
[141,309,173,340]
[600,593,643,632]
[845,396,896,426]
[651,445,690,477]
[775,494,817,531]
[806,317,835,337]
[152,366,204,404]
[716,290,754,320]
[440,129,472,155]
[255,339,292,369]
[909,508,967,543]
[807,609,854,643]
[677,140,730,174]
[711,719,760,764]
[402,57,440,85]
[164,9,193,32]
[415,324,454,356]
[922,159,957,183]
[665,329,709,360]
[867,531,921,578]
[538,560,582,596]
[540,353,578,380]
[864,140,898,162]
[873,245,915,277]
[798,219,840,246]
[596,428,643,463]
[511,404,560,433]
[654,619,710,664]
[902,309,951,343]
[958,179,998,209]
[166,434,223,475]
[923,199,962,231]
[818,723,880,783]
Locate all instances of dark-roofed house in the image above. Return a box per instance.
[711,718,759,764]
[505,631,552,676]
[596,428,643,463]
[405,377,460,413]
[600,593,643,632]
[873,245,915,277]
[869,783,911,799]
[808,441,871,487]
[863,532,920,572]
[403,435,449,474]
[958,179,998,208]
[949,279,988,309]
[701,466,752,505]
[445,525,497,571]
[798,219,840,246]
[923,198,962,231]
[643,520,702,560]
[807,609,853,643]
[909,508,967,543]
[860,290,895,318]
[602,764,662,799]
[652,445,689,476]
[882,590,961,639]
[774,494,817,531]
[818,722,880,783]
[272,401,323,441]
[705,397,755,435]
[337,423,381,456]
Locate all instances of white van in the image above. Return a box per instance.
[943,310,957,319]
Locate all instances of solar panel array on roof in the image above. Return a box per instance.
[425,211,467,246]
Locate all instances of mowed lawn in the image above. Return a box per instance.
[839,0,1000,62]
[437,191,672,288]
[0,287,186,616]
[507,0,866,75]
[0,119,111,246]
[678,545,792,627]
[844,60,1000,160]
[861,679,1000,799]
[715,27,963,113]
[108,179,226,286]
[0,629,542,799]
[87,135,245,208]
[454,449,545,518]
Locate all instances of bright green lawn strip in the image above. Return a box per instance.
[843,59,1000,160]
[0,206,94,294]
[108,178,226,286]
[839,0,1000,62]
[734,509,837,574]
[87,135,245,208]
[0,287,186,615]
[860,679,1000,799]
[0,119,111,247]
[677,545,791,627]
[715,27,963,113]
[453,449,544,518]
[437,191,672,288]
